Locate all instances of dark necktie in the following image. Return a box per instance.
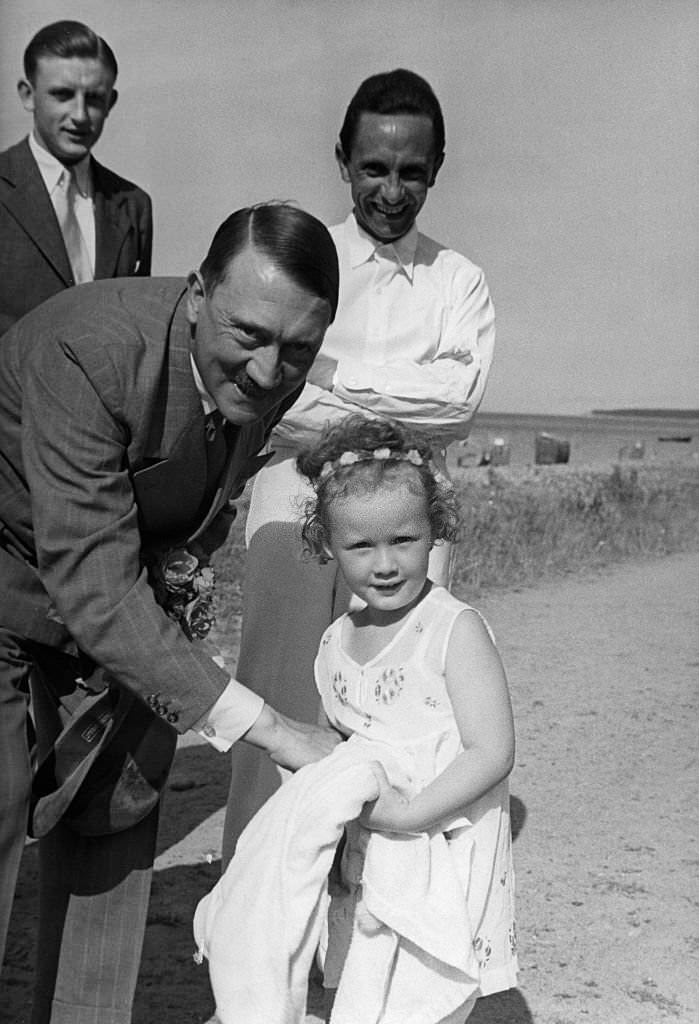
[204,411,228,491]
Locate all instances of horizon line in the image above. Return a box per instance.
[479,408,699,419]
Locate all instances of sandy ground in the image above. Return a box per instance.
[2,551,698,1023]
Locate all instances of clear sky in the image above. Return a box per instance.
[1,0,697,414]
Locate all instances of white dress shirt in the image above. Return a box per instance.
[272,212,495,450]
[28,132,96,277]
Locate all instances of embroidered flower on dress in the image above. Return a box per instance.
[424,696,439,709]
[373,667,404,704]
[331,671,349,706]
[414,620,424,633]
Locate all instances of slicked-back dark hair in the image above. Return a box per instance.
[338,68,445,161]
[199,202,339,320]
[23,20,118,84]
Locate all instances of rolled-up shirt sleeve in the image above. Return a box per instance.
[272,226,495,450]
[332,266,493,443]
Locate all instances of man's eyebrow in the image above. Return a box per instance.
[229,316,260,332]
[49,85,109,96]
[225,316,273,342]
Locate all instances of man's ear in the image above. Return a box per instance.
[107,88,118,113]
[321,539,334,562]
[185,270,205,327]
[17,78,35,114]
[335,142,351,184]
[429,151,445,188]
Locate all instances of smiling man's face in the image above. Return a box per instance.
[336,112,442,243]
[186,245,332,426]
[19,55,117,165]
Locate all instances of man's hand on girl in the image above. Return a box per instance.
[243,705,341,770]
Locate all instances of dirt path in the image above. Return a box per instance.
[470,552,699,1024]
[3,552,698,1023]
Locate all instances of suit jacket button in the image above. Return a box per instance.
[167,712,178,724]
[157,704,167,716]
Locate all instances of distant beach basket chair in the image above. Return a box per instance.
[619,440,645,460]
[535,432,570,464]
[482,437,510,466]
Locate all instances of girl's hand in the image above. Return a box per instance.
[360,762,412,832]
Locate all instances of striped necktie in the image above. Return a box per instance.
[55,167,93,285]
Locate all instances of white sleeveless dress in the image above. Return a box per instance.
[314,585,518,997]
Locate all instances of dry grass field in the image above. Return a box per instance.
[212,460,699,615]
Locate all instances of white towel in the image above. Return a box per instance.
[193,737,480,1024]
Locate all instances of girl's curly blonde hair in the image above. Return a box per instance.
[296,413,461,561]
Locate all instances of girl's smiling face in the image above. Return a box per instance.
[325,478,433,621]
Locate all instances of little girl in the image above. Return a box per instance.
[194,413,517,1024]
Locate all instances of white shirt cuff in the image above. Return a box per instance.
[192,678,265,752]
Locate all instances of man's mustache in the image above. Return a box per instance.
[232,369,268,399]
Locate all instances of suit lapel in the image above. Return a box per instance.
[129,296,277,543]
[188,388,303,542]
[131,409,209,536]
[134,416,273,544]
[1,140,72,284]
[92,159,131,278]
[146,334,201,459]
[130,300,209,535]
[189,428,273,544]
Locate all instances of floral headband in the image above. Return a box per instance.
[319,446,427,482]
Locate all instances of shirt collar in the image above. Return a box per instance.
[189,354,217,415]
[344,211,418,281]
[28,132,93,198]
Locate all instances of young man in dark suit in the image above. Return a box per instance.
[0,20,152,335]
[0,202,340,1023]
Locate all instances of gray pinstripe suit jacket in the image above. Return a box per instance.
[0,277,285,731]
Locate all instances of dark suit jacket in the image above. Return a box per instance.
[0,138,152,335]
[0,278,292,731]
